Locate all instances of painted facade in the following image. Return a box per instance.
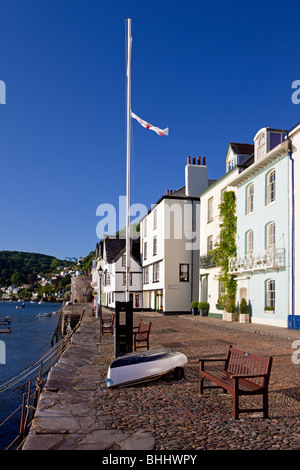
[284,122,300,328]
[199,143,254,317]
[140,157,208,314]
[229,128,290,327]
[92,237,143,311]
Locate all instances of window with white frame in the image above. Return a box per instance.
[122,272,132,286]
[267,170,276,205]
[207,197,213,223]
[207,235,213,253]
[246,230,254,255]
[247,184,254,214]
[153,236,157,256]
[153,209,157,230]
[144,241,147,260]
[218,281,225,299]
[105,272,111,286]
[153,263,160,282]
[267,222,276,249]
[266,279,275,310]
[144,218,147,237]
[122,254,126,267]
[143,266,149,284]
[257,132,266,160]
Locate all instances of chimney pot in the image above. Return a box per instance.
[197,156,201,165]
[166,189,169,195]
[193,158,196,165]
[202,156,206,166]
[187,156,191,164]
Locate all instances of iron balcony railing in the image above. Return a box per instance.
[199,254,216,269]
[228,247,285,274]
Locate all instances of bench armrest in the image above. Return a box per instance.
[198,358,227,371]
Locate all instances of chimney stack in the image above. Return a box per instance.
[185,154,209,197]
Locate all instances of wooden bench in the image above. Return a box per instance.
[199,345,273,420]
[132,319,151,351]
[101,313,115,335]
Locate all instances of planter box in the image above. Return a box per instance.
[192,308,199,316]
[239,313,250,323]
[200,309,208,317]
[223,311,234,321]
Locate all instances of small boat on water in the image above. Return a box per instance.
[0,327,11,334]
[105,348,188,388]
[16,302,25,309]
[0,316,11,323]
[37,312,52,317]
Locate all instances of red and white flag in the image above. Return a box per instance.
[131,111,169,136]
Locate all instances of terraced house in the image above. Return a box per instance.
[229,126,294,327]
[198,142,254,318]
[140,157,209,314]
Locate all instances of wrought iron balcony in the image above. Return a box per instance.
[228,247,285,274]
[199,254,216,269]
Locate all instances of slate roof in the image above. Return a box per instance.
[229,142,254,156]
[103,237,141,265]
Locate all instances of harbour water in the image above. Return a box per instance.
[0,301,61,449]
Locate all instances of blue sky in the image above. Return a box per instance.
[0,0,299,260]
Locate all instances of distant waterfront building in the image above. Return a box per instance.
[92,237,143,311]
[71,274,93,303]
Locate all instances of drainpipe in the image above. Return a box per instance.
[286,133,295,328]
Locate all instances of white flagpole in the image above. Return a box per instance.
[126,18,132,302]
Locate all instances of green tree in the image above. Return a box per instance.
[10,272,24,285]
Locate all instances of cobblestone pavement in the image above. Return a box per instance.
[23,304,300,450]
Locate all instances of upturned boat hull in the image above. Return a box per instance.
[105,348,188,388]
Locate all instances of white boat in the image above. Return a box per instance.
[37,312,52,317]
[0,316,11,323]
[105,348,188,388]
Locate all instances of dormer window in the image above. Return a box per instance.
[257,133,266,161]
[254,128,286,162]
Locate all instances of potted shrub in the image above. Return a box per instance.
[190,301,199,315]
[224,299,237,321]
[239,297,250,323]
[198,301,209,317]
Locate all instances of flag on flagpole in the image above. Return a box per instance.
[131,111,169,136]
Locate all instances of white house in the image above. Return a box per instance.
[92,237,143,311]
[140,156,209,314]
[199,142,254,317]
[284,121,300,329]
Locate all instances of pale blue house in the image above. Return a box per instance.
[229,127,290,327]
